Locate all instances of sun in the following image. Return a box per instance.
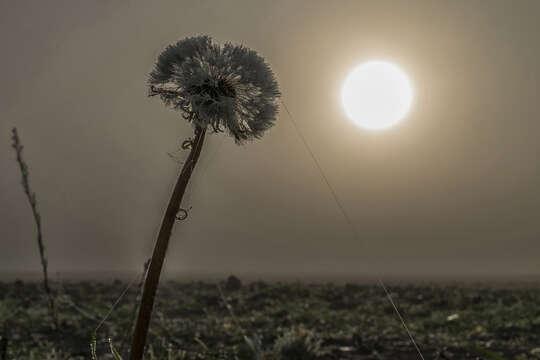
[341,61,413,130]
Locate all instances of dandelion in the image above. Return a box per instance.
[130,35,280,360]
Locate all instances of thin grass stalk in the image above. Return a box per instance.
[11,127,58,330]
[119,258,151,356]
[90,334,98,360]
[129,126,207,360]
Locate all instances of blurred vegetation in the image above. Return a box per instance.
[0,278,539,359]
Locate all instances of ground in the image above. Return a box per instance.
[1,278,539,359]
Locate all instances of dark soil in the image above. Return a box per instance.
[1,279,539,359]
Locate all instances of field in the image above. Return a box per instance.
[1,278,539,359]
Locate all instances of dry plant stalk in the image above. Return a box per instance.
[119,258,151,357]
[130,126,206,359]
[11,127,58,330]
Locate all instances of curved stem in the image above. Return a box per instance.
[129,126,207,360]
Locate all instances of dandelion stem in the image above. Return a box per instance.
[129,126,207,360]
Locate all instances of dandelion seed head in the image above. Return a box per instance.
[149,35,281,143]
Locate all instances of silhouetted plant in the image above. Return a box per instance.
[11,128,58,330]
[130,35,280,360]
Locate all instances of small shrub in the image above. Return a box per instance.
[225,276,243,292]
[273,327,323,360]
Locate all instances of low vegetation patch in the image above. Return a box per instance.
[1,279,539,359]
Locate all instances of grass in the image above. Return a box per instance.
[0,278,539,359]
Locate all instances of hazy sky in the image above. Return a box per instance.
[2,0,540,280]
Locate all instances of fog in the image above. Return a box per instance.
[2,0,540,280]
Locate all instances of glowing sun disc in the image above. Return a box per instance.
[341,61,413,130]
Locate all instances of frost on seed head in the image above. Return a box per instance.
[149,35,281,144]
